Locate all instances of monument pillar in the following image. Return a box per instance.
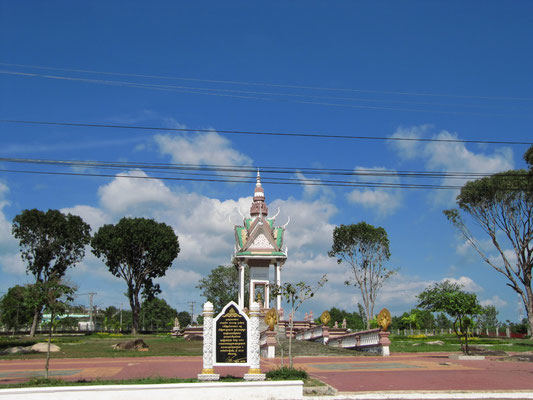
[275,262,281,311]
[198,301,219,381]
[244,301,265,381]
[238,263,245,309]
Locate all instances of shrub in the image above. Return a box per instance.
[408,334,427,339]
[266,367,308,380]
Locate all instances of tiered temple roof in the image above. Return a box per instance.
[233,171,287,259]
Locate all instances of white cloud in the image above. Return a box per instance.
[480,295,508,308]
[0,182,12,244]
[389,126,514,205]
[155,132,252,167]
[0,252,26,275]
[0,182,24,276]
[61,205,110,231]
[488,249,518,269]
[441,276,482,292]
[98,169,177,215]
[379,273,433,306]
[158,268,203,289]
[295,171,334,200]
[346,167,403,216]
[270,198,337,256]
[389,124,431,160]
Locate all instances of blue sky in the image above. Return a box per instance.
[0,1,532,322]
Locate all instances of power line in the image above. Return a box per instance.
[0,168,464,189]
[0,69,523,112]
[0,157,513,180]
[0,161,528,191]
[2,61,532,102]
[1,119,531,145]
[0,70,528,118]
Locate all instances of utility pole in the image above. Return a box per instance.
[188,301,196,325]
[87,292,97,330]
[79,292,97,331]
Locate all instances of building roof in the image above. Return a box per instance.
[233,170,287,262]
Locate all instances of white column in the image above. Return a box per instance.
[276,263,281,311]
[244,301,265,380]
[238,264,245,309]
[265,282,269,309]
[249,281,255,309]
[198,301,219,381]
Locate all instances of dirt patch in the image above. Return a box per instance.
[111,339,149,351]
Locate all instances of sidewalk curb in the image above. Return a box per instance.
[305,390,533,400]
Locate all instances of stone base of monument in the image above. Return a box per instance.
[243,373,266,381]
[197,373,221,381]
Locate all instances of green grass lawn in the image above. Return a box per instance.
[390,334,533,353]
[0,334,203,359]
[1,332,531,361]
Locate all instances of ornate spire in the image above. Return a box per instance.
[250,169,268,217]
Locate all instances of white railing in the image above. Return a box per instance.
[327,328,381,350]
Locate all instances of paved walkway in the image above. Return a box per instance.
[0,353,532,397]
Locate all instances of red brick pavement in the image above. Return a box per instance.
[0,353,532,393]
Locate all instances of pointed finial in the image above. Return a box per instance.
[256,168,262,187]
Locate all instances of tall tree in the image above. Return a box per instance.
[177,310,192,327]
[91,217,179,335]
[12,209,91,337]
[0,285,34,334]
[196,265,249,313]
[444,145,533,337]
[140,297,177,331]
[417,281,482,354]
[329,222,397,329]
[476,305,499,329]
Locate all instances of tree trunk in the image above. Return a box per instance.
[527,300,533,340]
[526,287,533,340]
[288,315,293,368]
[129,288,140,335]
[45,312,54,380]
[29,308,40,338]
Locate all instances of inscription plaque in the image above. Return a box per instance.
[215,304,248,363]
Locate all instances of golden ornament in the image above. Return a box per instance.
[264,308,278,331]
[377,308,391,331]
[320,310,331,326]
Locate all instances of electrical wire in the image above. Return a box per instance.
[2,61,532,102]
[1,119,531,145]
[0,157,529,190]
[1,70,530,118]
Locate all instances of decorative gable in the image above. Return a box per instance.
[251,233,274,249]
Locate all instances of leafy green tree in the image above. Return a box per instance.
[444,145,533,337]
[413,308,435,330]
[91,217,180,335]
[270,275,327,368]
[196,265,249,313]
[102,306,118,331]
[12,209,91,337]
[0,285,34,333]
[476,305,499,330]
[435,313,452,330]
[329,222,397,329]
[401,311,418,330]
[177,311,192,327]
[324,307,365,331]
[140,297,177,331]
[417,281,482,354]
